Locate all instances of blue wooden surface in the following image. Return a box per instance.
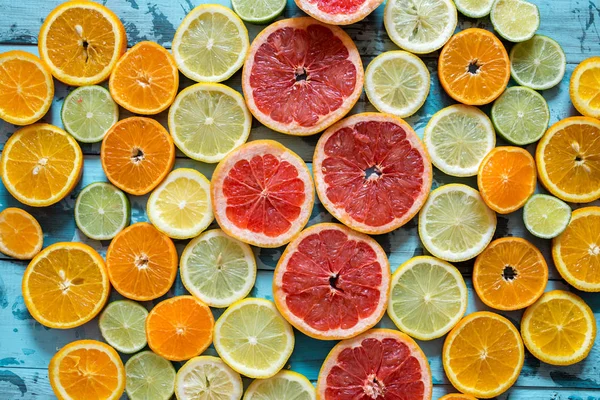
[0,0,599,399]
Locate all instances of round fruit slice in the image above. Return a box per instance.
[423,104,496,177]
[0,50,53,125]
[244,370,315,400]
[295,0,383,25]
[274,223,390,340]
[521,290,597,366]
[38,1,127,86]
[510,35,567,91]
[99,300,148,354]
[242,17,363,136]
[214,298,294,379]
[175,356,243,400]
[418,184,496,262]
[491,0,540,42]
[180,229,256,308]
[211,140,314,248]
[439,395,478,400]
[454,0,494,18]
[232,0,286,24]
[313,113,432,234]
[570,56,600,119]
[22,242,109,329]
[443,312,524,398]
[126,351,176,400]
[317,329,432,400]
[146,296,214,362]
[536,117,600,203]
[49,340,125,400]
[523,194,572,239]
[439,28,510,106]
[388,256,468,341]
[0,208,43,260]
[75,182,130,241]
[106,222,178,301]
[101,117,175,196]
[552,207,600,292]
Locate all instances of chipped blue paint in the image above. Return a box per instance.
[0,370,27,396]
[21,349,35,356]
[11,296,32,321]
[0,358,20,367]
[0,275,8,309]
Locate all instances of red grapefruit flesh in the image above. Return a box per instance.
[242,17,364,136]
[295,0,384,25]
[317,329,433,400]
[211,140,314,248]
[274,223,390,340]
[313,113,432,235]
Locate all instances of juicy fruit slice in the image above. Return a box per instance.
[521,290,597,365]
[454,0,494,18]
[443,312,524,398]
[232,0,286,24]
[273,223,391,340]
[211,140,314,248]
[22,243,109,329]
[511,35,567,90]
[295,0,384,25]
[0,208,43,260]
[99,300,148,354]
[570,56,600,119]
[388,256,468,341]
[0,50,53,125]
[175,356,243,400]
[242,17,363,136]
[75,182,130,241]
[439,28,510,106]
[244,370,315,400]
[126,351,176,400]
[491,0,540,42]
[317,329,432,400]
[313,113,432,234]
[523,194,572,239]
[439,395,478,400]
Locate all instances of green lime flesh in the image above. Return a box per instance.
[75,182,130,241]
[454,0,494,18]
[231,0,286,24]
[510,35,567,90]
[99,300,148,354]
[523,194,572,239]
[126,351,176,400]
[491,0,540,42]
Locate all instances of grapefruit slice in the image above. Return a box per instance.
[274,223,390,340]
[211,140,314,248]
[317,329,432,400]
[313,113,432,234]
[242,17,363,136]
[295,0,384,25]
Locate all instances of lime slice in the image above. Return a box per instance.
[523,194,572,239]
[172,4,249,82]
[126,351,176,400]
[244,370,316,400]
[181,229,256,308]
[491,86,550,145]
[168,83,251,163]
[175,356,243,400]
[99,300,148,354]
[74,182,130,241]
[510,35,567,90]
[454,0,494,18]
[491,0,540,42]
[232,0,286,24]
[384,0,457,54]
[61,85,119,143]
[365,51,430,118]
[423,104,495,177]
[214,298,295,379]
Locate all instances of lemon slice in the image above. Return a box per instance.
[244,370,316,400]
[175,356,243,400]
[454,0,494,18]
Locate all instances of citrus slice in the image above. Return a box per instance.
[423,104,496,177]
[175,356,243,400]
[109,41,179,115]
[242,17,363,136]
[147,168,213,240]
[168,83,251,163]
[38,1,127,86]
[22,242,109,329]
[439,395,478,400]
[61,85,119,143]
[101,117,175,196]
[294,0,384,25]
[454,0,494,18]
[388,256,468,341]
[0,208,43,260]
[473,237,548,311]
[49,340,125,400]
[510,35,567,90]
[365,51,430,118]
[274,223,390,340]
[99,300,148,354]
[172,4,249,83]
[0,124,83,207]
[0,50,53,125]
[491,0,540,42]
[477,146,537,214]
[536,117,600,203]
[213,298,294,379]
[317,329,432,400]
[313,113,432,234]
[75,182,130,241]
[232,0,286,24]
[521,290,597,365]
[146,296,214,362]
[180,229,256,308]
[439,28,510,106]
[570,56,600,119]
[126,351,176,400]
[552,207,600,292]
[211,140,314,248]
[244,370,316,400]
[523,194,572,239]
[418,184,496,262]
[443,312,524,398]
[491,86,550,145]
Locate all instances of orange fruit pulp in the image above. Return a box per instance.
[0,208,43,260]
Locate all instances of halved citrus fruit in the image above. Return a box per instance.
[570,57,600,119]
[439,394,478,400]
[317,329,432,400]
[295,0,384,25]
[0,208,43,260]
[211,140,314,248]
[175,356,243,400]
[242,17,363,136]
[101,117,175,196]
[244,370,316,400]
[273,223,390,340]
[313,113,432,235]
[439,28,510,106]
[38,1,127,86]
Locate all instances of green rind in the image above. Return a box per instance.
[231,0,286,24]
[125,351,176,400]
[510,35,567,90]
[99,300,148,354]
[74,182,130,241]
[454,0,494,18]
[523,194,572,239]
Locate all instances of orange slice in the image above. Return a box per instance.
[439,395,478,400]
[0,208,43,260]
[570,56,600,119]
